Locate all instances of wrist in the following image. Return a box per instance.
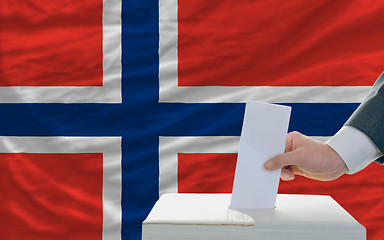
[326,126,382,174]
[325,144,348,177]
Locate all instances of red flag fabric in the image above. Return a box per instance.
[0,153,103,240]
[178,0,384,86]
[0,1,103,86]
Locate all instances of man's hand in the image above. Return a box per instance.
[264,131,349,181]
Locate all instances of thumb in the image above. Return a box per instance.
[264,151,300,171]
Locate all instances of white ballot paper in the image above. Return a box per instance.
[230,101,291,209]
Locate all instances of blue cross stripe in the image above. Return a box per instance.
[0,1,360,240]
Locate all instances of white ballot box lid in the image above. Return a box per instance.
[142,193,366,240]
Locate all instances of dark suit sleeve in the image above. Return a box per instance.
[345,72,384,164]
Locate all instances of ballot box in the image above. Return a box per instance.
[142,193,366,240]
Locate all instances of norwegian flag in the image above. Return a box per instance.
[0,1,384,240]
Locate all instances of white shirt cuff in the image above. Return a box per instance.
[326,126,383,174]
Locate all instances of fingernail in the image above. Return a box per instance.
[281,171,289,180]
[281,171,294,181]
[264,161,273,170]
